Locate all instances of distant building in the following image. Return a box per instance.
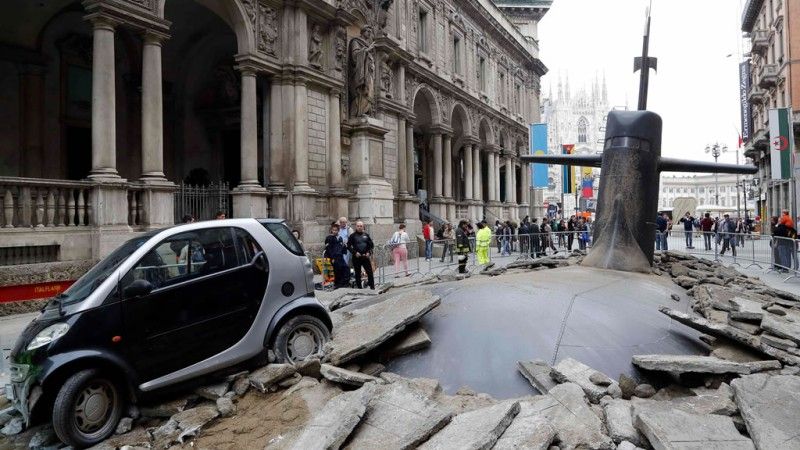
[659,173,758,218]
[741,0,800,219]
[539,74,610,216]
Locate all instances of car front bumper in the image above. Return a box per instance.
[6,362,38,424]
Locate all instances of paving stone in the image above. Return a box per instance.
[550,358,619,402]
[494,412,556,450]
[139,398,190,419]
[632,354,780,375]
[320,364,381,387]
[760,333,797,350]
[517,360,558,394]
[0,416,22,436]
[248,364,296,393]
[731,373,800,450]
[345,380,453,449]
[766,306,788,316]
[360,362,386,377]
[760,315,800,345]
[633,384,656,398]
[115,417,133,435]
[726,317,761,335]
[728,297,765,321]
[534,383,614,450]
[659,306,800,365]
[633,405,755,449]
[619,373,637,400]
[379,325,432,360]
[232,375,250,396]
[633,383,738,417]
[327,290,440,365]
[589,371,613,386]
[195,380,230,401]
[616,441,644,450]
[27,425,56,448]
[418,400,519,450]
[290,383,377,450]
[216,397,236,418]
[153,405,220,447]
[295,358,322,378]
[709,341,766,363]
[602,399,642,446]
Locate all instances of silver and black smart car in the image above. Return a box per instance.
[5,218,331,448]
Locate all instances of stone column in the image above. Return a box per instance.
[293,80,313,192]
[88,16,120,180]
[140,31,166,181]
[473,146,481,201]
[398,117,408,194]
[433,133,443,198]
[239,69,259,187]
[495,153,502,202]
[269,81,285,189]
[328,91,343,189]
[406,123,415,196]
[443,135,452,199]
[487,150,496,202]
[464,144,473,200]
[505,157,513,203]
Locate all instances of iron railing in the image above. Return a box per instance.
[174,181,230,222]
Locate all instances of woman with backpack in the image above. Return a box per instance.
[389,223,411,277]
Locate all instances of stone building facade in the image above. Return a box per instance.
[0,0,548,264]
[659,173,758,218]
[741,0,800,219]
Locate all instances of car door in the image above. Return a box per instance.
[120,227,268,382]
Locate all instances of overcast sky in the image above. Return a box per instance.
[538,0,746,166]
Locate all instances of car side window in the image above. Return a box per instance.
[121,228,241,293]
[233,228,264,266]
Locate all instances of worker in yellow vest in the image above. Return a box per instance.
[476,221,492,265]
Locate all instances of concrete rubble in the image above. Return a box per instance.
[325,289,440,365]
[5,252,800,450]
[631,354,781,375]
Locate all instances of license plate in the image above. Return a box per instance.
[4,384,15,401]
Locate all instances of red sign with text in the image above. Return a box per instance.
[0,280,75,303]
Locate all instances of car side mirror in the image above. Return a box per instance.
[123,279,154,298]
[251,251,268,273]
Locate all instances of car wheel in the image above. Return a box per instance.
[273,315,330,363]
[52,369,124,448]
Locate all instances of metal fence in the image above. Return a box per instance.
[658,230,800,282]
[174,181,231,222]
[370,231,585,284]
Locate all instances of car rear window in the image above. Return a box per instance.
[262,222,304,255]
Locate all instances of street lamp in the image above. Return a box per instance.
[705,143,728,206]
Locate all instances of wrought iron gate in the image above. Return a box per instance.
[174,181,231,222]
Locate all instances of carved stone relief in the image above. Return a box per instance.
[257,4,279,55]
[309,23,323,68]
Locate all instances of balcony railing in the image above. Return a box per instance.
[0,177,93,229]
[748,87,766,104]
[750,30,769,55]
[758,64,779,89]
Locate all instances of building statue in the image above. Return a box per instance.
[348,26,376,118]
[309,23,323,68]
[380,57,392,99]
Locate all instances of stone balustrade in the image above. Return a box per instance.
[0,177,93,229]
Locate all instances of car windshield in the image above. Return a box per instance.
[58,234,153,306]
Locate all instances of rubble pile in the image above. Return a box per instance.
[654,251,800,367]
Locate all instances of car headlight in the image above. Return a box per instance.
[26,323,70,351]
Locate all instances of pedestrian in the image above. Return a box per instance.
[530,218,542,257]
[292,229,303,249]
[719,214,737,257]
[388,223,410,277]
[476,222,492,265]
[214,210,226,220]
[576,217,588,250]
[338,216,353,265]
[700,212,714,251]
[541,218,557,254]
[567,215,576,250]
[440,222,455,263]
[181,214,195,224]
[500,221,512,256]
[557,219,567,248]
[455,220,471,273]
[655,213,669,251]
[422,219,434,261]
[346,221,375,289]
[735,218,746,247]
[324,222,350,288]
[678,211,696,249]
[519,219,531,255]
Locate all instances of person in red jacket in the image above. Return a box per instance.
[699,212,715,251]
[422,219,434,261]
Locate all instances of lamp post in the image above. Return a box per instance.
[705,143,728,206]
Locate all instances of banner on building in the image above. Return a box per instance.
[581,166,594,198]
[530,123,549,188]
[739,61,752,143]
[769,108,792,180]
[562,144,575,194]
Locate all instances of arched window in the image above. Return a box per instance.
[577,117,588,143]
